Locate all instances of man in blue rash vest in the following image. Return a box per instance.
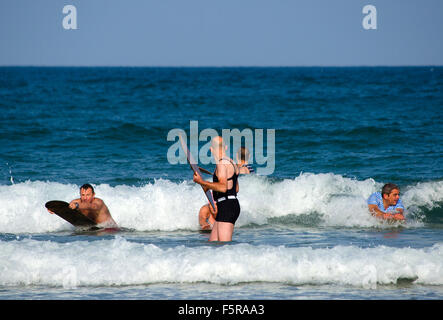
[194,136,240,241]
[367,183,405,221]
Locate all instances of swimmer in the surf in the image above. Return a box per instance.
[48,183,118,228]
[367,183,405,221]
[236,146,254,174]
[194,136,240,241]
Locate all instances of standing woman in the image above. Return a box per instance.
[193,136,240,241]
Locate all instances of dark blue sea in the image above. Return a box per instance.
[0,67,442,300]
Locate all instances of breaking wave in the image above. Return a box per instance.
[0,173,442,233]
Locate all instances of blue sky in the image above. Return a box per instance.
[1,0,442,66]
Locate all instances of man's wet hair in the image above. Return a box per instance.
[237,146,250,162]
[382,183,399,196]
[80,183,95,193]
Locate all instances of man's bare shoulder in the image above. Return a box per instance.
[92,198,106,206]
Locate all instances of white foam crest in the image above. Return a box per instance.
[237,174,443,228]
[0,181,80,233]
[237,173,380,227]
[0,179,205,233]
[402,180,443,215]
[0,176,442,233]
[1,237,442,288]
[95,180,204,231]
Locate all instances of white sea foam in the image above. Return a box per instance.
[0,174,442,233]
[1,237,442,288]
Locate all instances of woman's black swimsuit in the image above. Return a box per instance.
[212,158,240,224]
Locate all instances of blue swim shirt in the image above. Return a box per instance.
[367,192,404,213]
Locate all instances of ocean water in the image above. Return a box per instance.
[0,67,442,300]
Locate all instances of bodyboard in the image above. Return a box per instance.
[179,135,216,212]
[45,200,97,227]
